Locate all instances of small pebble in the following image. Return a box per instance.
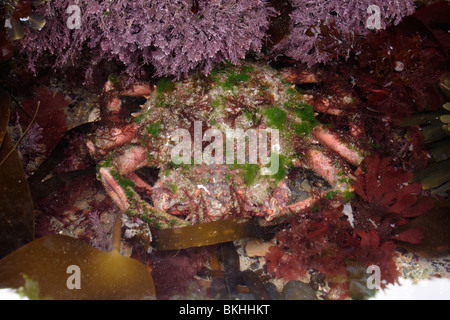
[300,180,312,192]
[394,61,405,72]
[265,282,282,300]
[282,280,317,300]
[245,240,273,257]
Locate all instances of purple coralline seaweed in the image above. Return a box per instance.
[18,0,275,80]
[275,0,416,66]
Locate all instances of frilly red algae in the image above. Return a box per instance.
[264,155,436,297]
[353,155,435,221]
[152,217,262,250]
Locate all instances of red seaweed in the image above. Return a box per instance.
[150,247,210,299]
[265,155,435,296]
[19,88,68,156]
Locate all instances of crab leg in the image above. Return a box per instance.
[259,181,314,221]
[88,81,190,229]
[311,125,364,167]
[86,81,152,157]
[104,79,153,97]
[99,167,189,229]
[305,96,345,116]
[126,172,154,196]
[86,123,139,158]
[279,68,319,84]
[292,148,350,189]
[262,144,357,222]
[284,195,319,214]
[99,167,130,211]
[263,189,331,223]
[260,124,363,222]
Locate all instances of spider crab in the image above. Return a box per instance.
[86,62,366,233]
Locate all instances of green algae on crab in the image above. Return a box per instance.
[137,63,315,173]
[123,62,327,224]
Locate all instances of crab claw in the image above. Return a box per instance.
[111,145,149,175]
[119,84,153,97]
[102,81,152,120]
[258,182,290,218]
[105,80,153,97]
[86,123,139,158]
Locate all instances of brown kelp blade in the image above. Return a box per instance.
[0,234,156,300]
[0,89,34,259]
[395,202,450,259]
[411,159,450,189]
[153,217,262,250]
